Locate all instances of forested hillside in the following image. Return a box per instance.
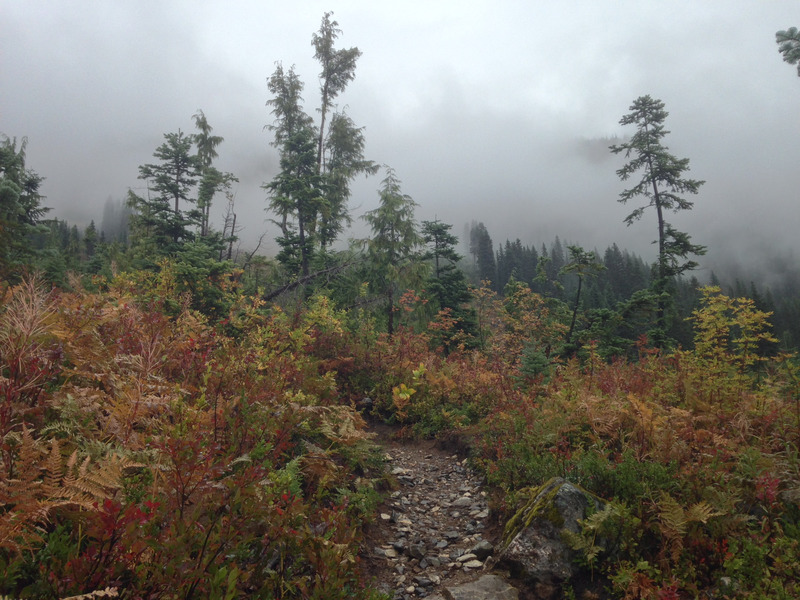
[1,13,800,600]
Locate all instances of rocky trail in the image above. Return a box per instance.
[359,430,525,600]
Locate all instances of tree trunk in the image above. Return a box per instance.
[226,213,236,261]
[652,180,666,331]
[566,275,583,347]
[317,81,330,174]
[387,287,395,336]
[298,217,309,277]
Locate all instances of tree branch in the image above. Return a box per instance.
[262,261,353,301]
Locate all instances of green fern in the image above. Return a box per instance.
[657,492,722,562]
[564,502,642,578]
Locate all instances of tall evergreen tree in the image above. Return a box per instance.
[421,219,473,318]
[83,220,98,260]
[0,135,48,279]
[265,13,376,276]
[100,196,131,244]
[560,245,605,348]
[610,95,705,345]
[264,64,323,277]
[312,12,362,174]
[129,130,201,259]
[191,110,235,239]
[319,111,378,247]
[313,13,377,247]
[362,168,424,335]
[469,222,496,287]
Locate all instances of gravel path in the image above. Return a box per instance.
[359,431,503,600]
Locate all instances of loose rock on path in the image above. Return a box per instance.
[360,430,513,600]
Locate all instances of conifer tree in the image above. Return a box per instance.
[610,95,705,345]
[264,13,376,278]
[421,220,474,329]
[776,27,800,75]
[362,168,424,335]
[264,65,322,277]
[469,222,496,287]
[561,245,605,348]
[0,135,48,279]
[191,110,236,239]
[128,130,201,260]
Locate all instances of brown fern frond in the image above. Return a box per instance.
[685,501,722,524]
[40,438,64,497]
[297,405,372,445]
[657,493,687,562]
[658,493,687,538]
[657,493,723,565]
[0,277,56,347]
[580,395,621,439]
[64,452,143,503]
[1,427,146,555]
[0,429,50,552]
[299,449,339,494]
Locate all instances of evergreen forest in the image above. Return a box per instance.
[1,14,800,600]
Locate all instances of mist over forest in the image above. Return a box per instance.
[3,1,800,291]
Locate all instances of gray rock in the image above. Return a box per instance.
[456,553,477,563]
[469,540,494,560]
[498,477,604,587]
[442,574,519,600]
[451,496,473,508]
[409,542,426,559]
[461,559,484,569]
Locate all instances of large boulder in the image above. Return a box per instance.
[497,477,604,593]
[442,574,519,600]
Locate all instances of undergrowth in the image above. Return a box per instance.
[1,275,798,598]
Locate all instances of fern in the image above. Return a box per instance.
[0,427,144,557]
[564,502,642,578]
[298,405,372,446]
[657,493,722,562]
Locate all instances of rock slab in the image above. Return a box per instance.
[498,477,604,587]
[442,574,519,600]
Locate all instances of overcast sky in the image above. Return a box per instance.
[2,1,799,281]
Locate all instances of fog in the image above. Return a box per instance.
[2,1,799,284]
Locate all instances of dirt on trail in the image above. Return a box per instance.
[359,425,507,600]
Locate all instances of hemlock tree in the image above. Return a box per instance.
[469,222,496,287]
[560,245,605,349]
[312,12,361,173]
[313,13,377,246]
[0,135,49,279]
[422,219,477,348]
[191,110,236,239]
[776,27,800,75]
[264,12,376,277]
[610,95,705,345]
[128,130,201,260]
[319,111,378,248]
[264,64,323,277]
[363,168,424,335]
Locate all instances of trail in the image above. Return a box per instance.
[359,429,514,600]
